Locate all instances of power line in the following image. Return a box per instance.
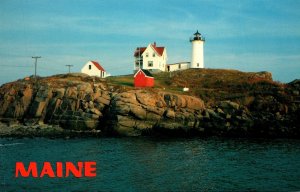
[32,56,41,77]
[0,65,31,68]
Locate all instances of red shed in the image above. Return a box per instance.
[134,69,154,87]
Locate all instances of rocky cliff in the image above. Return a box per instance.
[107,90,205,136]
[0,72,299,138]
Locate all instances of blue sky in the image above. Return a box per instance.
[0,0,300,85]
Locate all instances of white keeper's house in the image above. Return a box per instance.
[134,42,168,72]
[81,60,107,78]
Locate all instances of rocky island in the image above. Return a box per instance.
[0,69,299,138]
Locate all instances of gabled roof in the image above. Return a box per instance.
[153,46,165,56]
[134,43,165,57]
[134,69,154,78]
[134,47,147,57]
[90,61,105,72]
[141,69,153,77]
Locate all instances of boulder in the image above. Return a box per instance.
[77,83,93,93]
[130,105,147,120]
[36,86,52,100]
[146,112,161,121]
[185,96,205,110]
[94,83,106,90]
[115,103,130,115]
[145,106,165,116]
[89,108,102,116]
[95,97,110,105]
[206,109,221,119]
[65,87,78,99]
[117,115,136,128]
[220,101,239,110]
[101,91,111,100]
[136,91,158,106]
[165,109,175,119]
[52,88,65,98]
[29,101,47,117]
[107,90,207,136]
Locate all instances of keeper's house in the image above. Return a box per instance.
[134,42,167,72]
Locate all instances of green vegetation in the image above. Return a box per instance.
[106,68,288,106]
[107,75,133,87]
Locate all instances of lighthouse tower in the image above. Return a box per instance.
[190,30,205,68]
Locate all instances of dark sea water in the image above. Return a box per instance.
[0,137,300,192]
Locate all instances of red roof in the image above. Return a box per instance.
[91,61,105,72]
[134,43,165,57]
[153,46,165,56]
[133,69,154,78]
[134,47,147,57]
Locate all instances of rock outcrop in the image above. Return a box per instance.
[0,75,207,137]
[108,90,205,136]
[0,74,111,133]
[0,74,299,138]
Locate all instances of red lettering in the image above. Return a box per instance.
[15,162,38,178]
[65,162,83,178]
[15,161,96,178]
[84,161,96,177]
[40,162,55,178]
[56,162,63,178]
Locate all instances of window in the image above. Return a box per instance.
[89,65,92,70]
[179,64,181,69]
[153,53,155,57]
[146,53,149,57]
[197,63,199,67]
[148,61,153,67]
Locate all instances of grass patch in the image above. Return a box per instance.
[105,68,287,105]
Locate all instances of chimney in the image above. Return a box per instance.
[153,42,156,47]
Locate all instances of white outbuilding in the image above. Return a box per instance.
[81,61,107,78]
[166,62,190,72]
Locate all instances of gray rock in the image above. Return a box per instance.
[90,108,102,116]
[53,88,65,98]
[130,105,147,120]
[95,97,110,105]
[146,112,161,120]
[165,109,175,119]
[30,101,47,117]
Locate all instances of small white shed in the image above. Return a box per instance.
[166,62,190,72]
[81,61,106,78]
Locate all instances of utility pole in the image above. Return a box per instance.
[32,56,41,78]
[65,64,73,73]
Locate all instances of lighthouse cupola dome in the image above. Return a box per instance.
[193,30,204,41]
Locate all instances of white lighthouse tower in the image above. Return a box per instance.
[190,30,205,68]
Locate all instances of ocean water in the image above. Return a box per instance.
[0,137,300,191]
